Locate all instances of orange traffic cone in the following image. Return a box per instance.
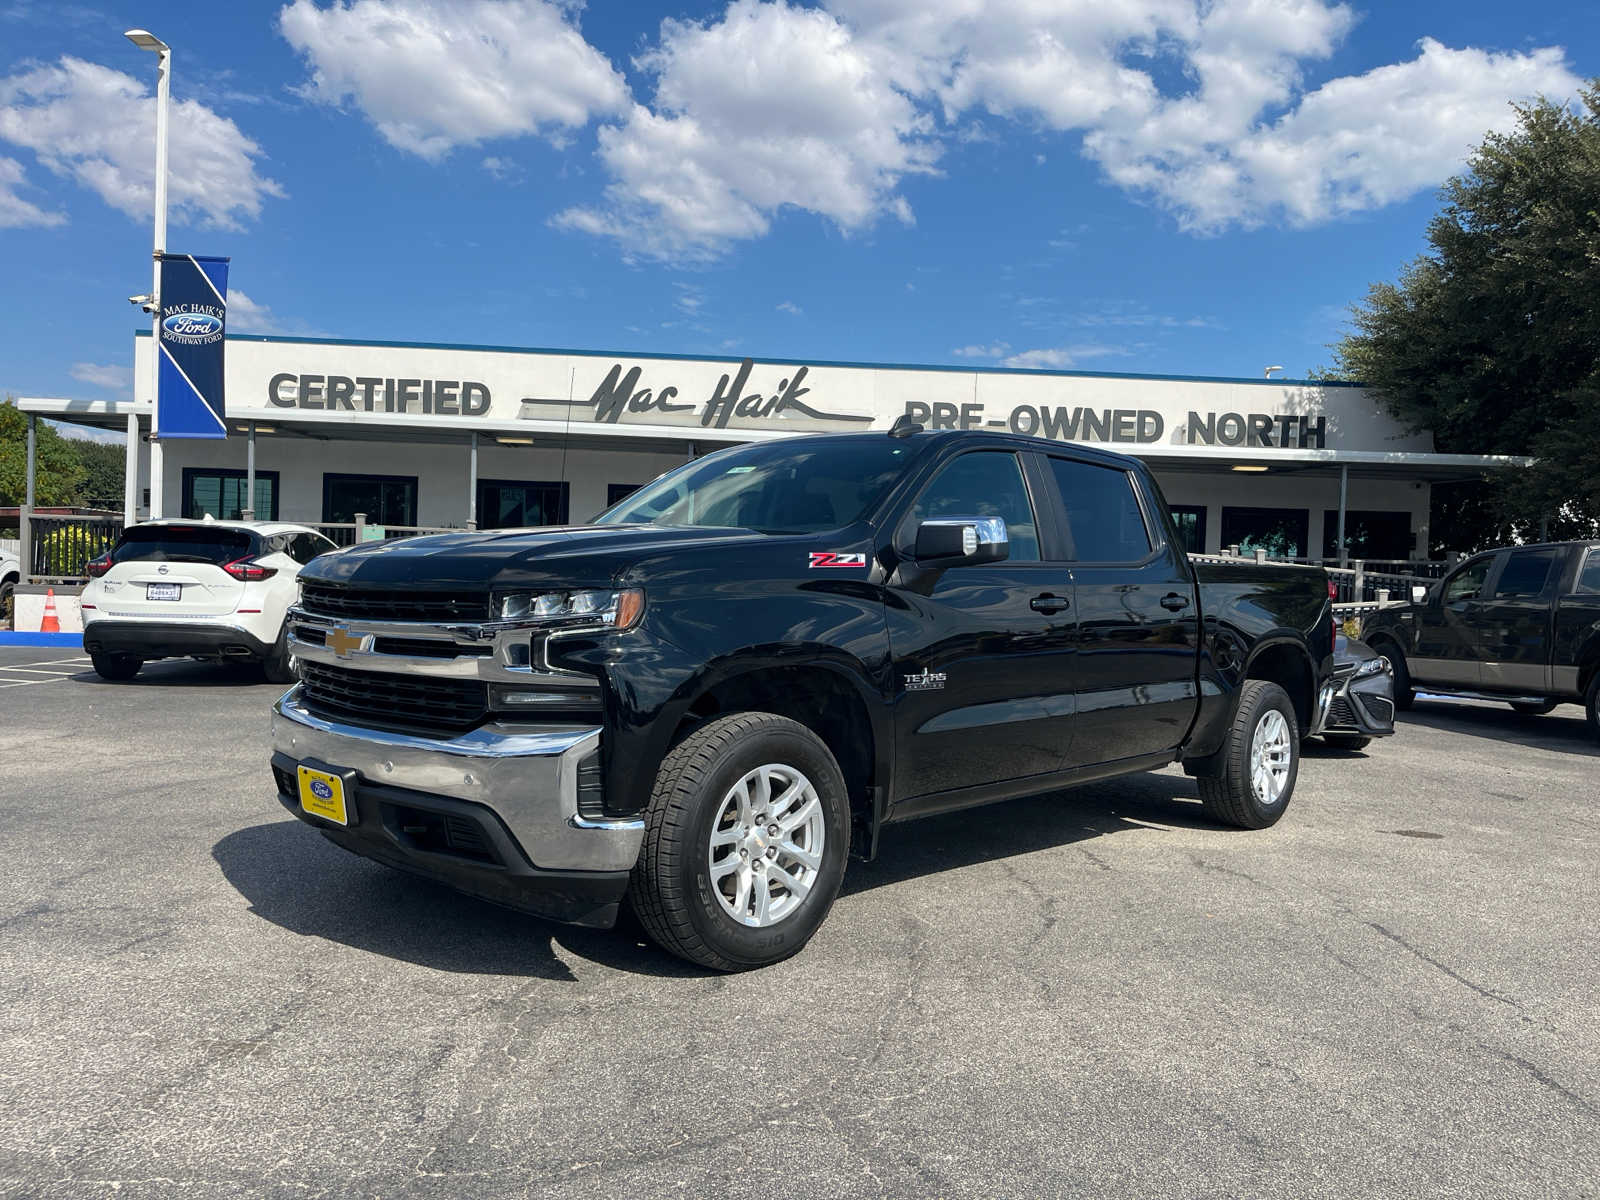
[40,588,61,633]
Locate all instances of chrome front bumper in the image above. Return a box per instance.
[271,687,644,873]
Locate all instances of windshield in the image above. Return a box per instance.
[112,524,258,566]
[596,437,920,533]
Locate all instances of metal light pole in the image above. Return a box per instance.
[126,28,170,519]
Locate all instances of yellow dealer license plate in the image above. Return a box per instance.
[297,766,349,826]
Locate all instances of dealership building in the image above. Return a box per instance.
[19,331,1527,561]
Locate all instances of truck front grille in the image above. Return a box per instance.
[299,580,490,624]
[298,661,489,734]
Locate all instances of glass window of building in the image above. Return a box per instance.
[1322,509,1412,561]
[323,474,417,527]
[476,480,569,529]
[1220,506,1309,559]
[1167,504,1207,554]
[182,468,278,521]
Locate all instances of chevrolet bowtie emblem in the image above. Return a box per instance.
[326,626,369,658]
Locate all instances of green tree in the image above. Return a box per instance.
[0,397,86,508]
[72,439,126,509]
[1329,83,1600,551]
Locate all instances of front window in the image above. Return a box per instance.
[1443,556,1492,603]
[596,437,919,533]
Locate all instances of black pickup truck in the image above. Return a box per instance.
[1362,540,1600,735]
[271,429,1334,970]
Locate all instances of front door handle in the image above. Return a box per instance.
[1030,593,1070,615]
[1160,593,1192,611]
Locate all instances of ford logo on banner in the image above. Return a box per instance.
[155,253,229,438]
[163,311,224,342]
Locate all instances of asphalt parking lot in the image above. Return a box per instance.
[1,646,1596,1199]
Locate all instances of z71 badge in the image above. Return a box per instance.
[809,551,867,568]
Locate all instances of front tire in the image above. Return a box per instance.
[1197,679,1300,829]
[1381,644,1416,711]
[91,651,141,681]
[261,627,297,685]
[630,712,850,971]
[1586,676,1600,743]
[1509,700,1557,716]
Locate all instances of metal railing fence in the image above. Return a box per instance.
[26,514,123,583]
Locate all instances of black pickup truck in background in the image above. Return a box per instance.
[1363,540,1600,736]
[271,428,1334,970]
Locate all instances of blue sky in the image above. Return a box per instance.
[1,0,1595,429]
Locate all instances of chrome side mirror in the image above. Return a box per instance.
[1411,585,1428,604]
[913,516,1009,567]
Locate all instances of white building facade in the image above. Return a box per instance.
[23,332,1528,561]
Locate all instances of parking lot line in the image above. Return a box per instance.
[0,656,91,687]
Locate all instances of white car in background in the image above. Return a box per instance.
[1,546,19,624]
[80,519,338,682]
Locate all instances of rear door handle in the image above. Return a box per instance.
[1030,594,1070,615]
[1160,593,1192,611]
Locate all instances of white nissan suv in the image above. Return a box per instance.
[80,519,338,682]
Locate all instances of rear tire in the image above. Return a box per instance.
[1586,676,1600,743]
[1509,700,1557,716]
[630,712,850,971]
[91,652,141,681]
[261,627,297,685]
[0,579,15,625]
[1197,679,1300,829]
[1322,733,1372,752]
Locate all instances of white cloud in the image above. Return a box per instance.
[280,0,629,160]
[952,341,1011,358]
[554,0,939,259]
[69,362,130,390]
[1001,344,1131,368]
[481,154,523,182]
[0,154,63,227]
[1111,37,1581,230]
[0,57,284,229]
[776,300,803,315]
[228,289,324,337]
[555,0,1578,257]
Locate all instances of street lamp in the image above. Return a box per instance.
[126,28,170,519]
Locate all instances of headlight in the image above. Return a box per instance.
[497,588,644,629]
[1353,656,1389,678]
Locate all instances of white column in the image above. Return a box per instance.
[146,43,171,519]
[467,432,479,530]
[243,422,256,520]
[123,412,139,525]
[1336,465,1349,567]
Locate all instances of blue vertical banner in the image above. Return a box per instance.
[157,253,230,439]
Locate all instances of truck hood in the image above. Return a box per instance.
[301,524,782,590]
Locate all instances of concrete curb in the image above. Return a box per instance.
[0,632,82,647]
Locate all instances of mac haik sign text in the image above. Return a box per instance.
[235,343,1385,451]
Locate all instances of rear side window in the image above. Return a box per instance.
[1491,549,1558,599]
[112,525,256,566]
[1576,550,1600,595]
[1048,458,1153,563]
